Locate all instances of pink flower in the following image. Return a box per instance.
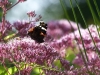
[0,0,9,7]
[13,20,35,37]
[27,11,36,17]
[47,19,80,38]
[18,0,27,2]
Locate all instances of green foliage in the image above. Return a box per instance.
[53,60,62,69]
[0,65,17,75]
[65,48,76,62]
[31,67,43,75]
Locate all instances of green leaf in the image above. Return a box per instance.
[1,66,17,75]
[31,67,43,75]
[0,65,6,74]
[53,60,62,69]
[65,48,76,62]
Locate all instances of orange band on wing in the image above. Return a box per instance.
[40,32,46,36]
[28,27,34,32]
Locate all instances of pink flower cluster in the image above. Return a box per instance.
[0,19,100,74]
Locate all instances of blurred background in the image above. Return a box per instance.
[4,0,100,28]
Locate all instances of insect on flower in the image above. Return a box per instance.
[28,22,47,43]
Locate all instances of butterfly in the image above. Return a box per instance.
[28,22,47,43]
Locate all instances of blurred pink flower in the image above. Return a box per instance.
[47,19,80,38]
[27,11,36,17]
[18,0,27,2]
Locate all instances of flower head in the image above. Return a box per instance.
[13,20,35,37]
[0,0,9,7]
[27,11,36,17]
[18,0,27,2]
[47,19,80,39]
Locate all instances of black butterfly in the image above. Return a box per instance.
[28,22,47,43]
